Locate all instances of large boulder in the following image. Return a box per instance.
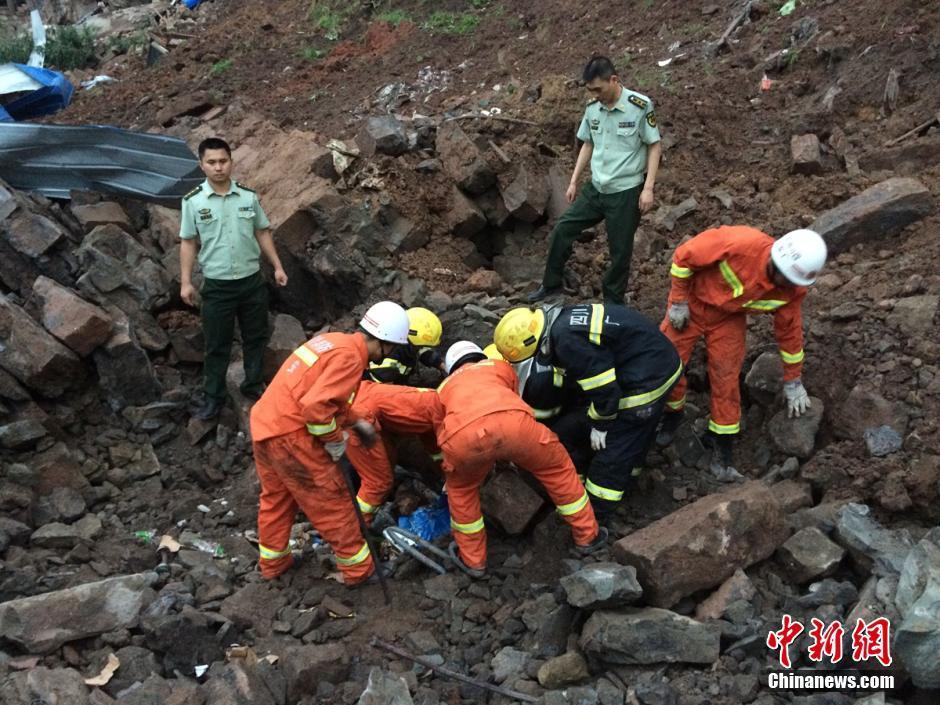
[744,351,784,406]
[833,385,908,441]
[580,608,720,665]
[481,469,546,535]
[834,503,914,576]
[768,397,824,459]
[809,177,935,254]
[887,295,938,336]
[501,165,549,223]
[31,275,114,356]
[71,201,133,234]
[612,481,788,607]
[263,313,306,380]
[93,307,162,407]
[436,122,496,195]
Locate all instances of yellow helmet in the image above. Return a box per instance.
[482,343,504,361]
[494,307,545,362]
[406,307,442,347]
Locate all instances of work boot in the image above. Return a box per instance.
[526,284,563,303]
[705,432,744,483]
[192,396,223,420]
[574,526,609,555]
[358,562,395,586]
[655,411,683,447]
[448,541,486,579]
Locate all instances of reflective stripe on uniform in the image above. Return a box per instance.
[578,367,617,391]
[618,362,683,410]
[293,345,319,367]
[780,348,805,364]
[306,418,337,436]
[370,357,411,377]
[585,479,624,502]
[258,543,291,560]
[670,262,693,279]
[532,406,562,420]
[719,260,744,298]
[588,402,617,421]
[743,299,787,311]
[450,516,485,534]
[552,367,565,387]
[708,419,740,434]
[356,496,376,514]
[589,303,605,345]
[430,452,443,462]
[556,490,589,516]
[667,395,686,410]
[631,467,643,477]
[335,542,371,566]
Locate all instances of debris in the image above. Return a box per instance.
[357,116,408,157]
[482,469,547,535]
[31,276,115,357]
[790,134,823,175]
[0,64,73,122]
[436,122,496,195]
[779,0,797,16]
[80,75,116,90]
[84,653,120,686]
[653,197,698,232]
[560,562,643,610]
[711,0,754,54]
[834,503,914,576]
[833,385,908,441]
[538,651,590,688]
[883,110,940,147]
[895,528,940,688]
[695,568,756,621]
[580,609,721,665]
[776,527,845,582]
[882,68,900,116]
[501,165,550,223]
[768,397,824,459]
[863,425,903,457]
[358,668,414,705]
[445,186,487,237]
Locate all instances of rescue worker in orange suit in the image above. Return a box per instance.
[436,341,606,577]
[249,301,411,585]
[365,307,445,384]
[495,304,682,522]
[345,381,445,524]
[656,227,827,480]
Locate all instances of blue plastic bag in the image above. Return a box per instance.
[183,0,202,9]
[397,494,451,542]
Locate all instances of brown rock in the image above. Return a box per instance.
[466,269,504,295]
[546,164,571,222]
[833,384,909,441]
[613,482,788,607]
[887,295,938,335]
[695,568,756,621]
[263,313,306,380]
[280,643,350,701]
[777,527,845,582]
[501,166,549,223]
[3,206,66,258]
[790,134,823,175]
[445,187,486,238]
[32,276,114,356]
[147,204,181,253]
[71,202,133,234]
[771,480,814,514]
[482,469,546,535]
[436,122,496,195]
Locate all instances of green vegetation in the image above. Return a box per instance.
[0,22,32,64]
[377,9,411,27]
[468,0,491,7]
[0,22,97,70]
[209,58,233,76]
[107,29,149,55]
[300,46,326,61]
[424,11,480,35]
[308,0,354,40]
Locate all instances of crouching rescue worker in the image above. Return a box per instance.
[366,307,445,384]
[656,227,827,480]
[494,303,682,522]
[345,381,445,524]
[249,301,410,585]
[436,341,605,577]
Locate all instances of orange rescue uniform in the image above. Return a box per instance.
[250,332,374,584]
[661,226,807,435]
[436,359,599,570]
[345,381,445,521]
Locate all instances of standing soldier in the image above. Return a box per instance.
[528,56,662,305]
[179,137,288,420]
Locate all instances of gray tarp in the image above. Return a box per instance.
[0,123,202,202]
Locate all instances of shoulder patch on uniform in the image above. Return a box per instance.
[183,185,203,200]
[628,94,648,110]
[235,181,256,193]
[646,111,657,128]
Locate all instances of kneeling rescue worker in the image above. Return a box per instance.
[249,301,410,585]
[494,303,682,522]
[365,307,445,384]
[436,341,606,577]
[657,227,827,480]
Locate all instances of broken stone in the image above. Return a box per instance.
[30,522,82,549]
[491,646,530,684]
[146,204,181,253]
[0,294,84,397]
[654,197,697,232]
[2,667,91,705]
[3,205,67,258]
[501,166,549,223]
[481,469,547,535]
[32,276,115,356]
[863,425,903,457]
[0,418,47,450]
[560,562,643,610]
[580,608,720,665]
[708,188,734,209]
[474,188,511,228]
[772,479,813,514]
[200,661,277,705]
[423,573,458,601]
[0,572,157,653]
[790,134,823,175]
[834,503,914,576]
[886,294,938,336]
[358,668,414,705]
[281,643,350,702]
[220,582,287,638]
[32,486,87,524]
[744,351,783,406]
[465,268,503,295]
[809,177,935,254]
[436,122,496,195]
[143,607,225,677]
[32,442,91,496]
[546,164,571,222]
[445,187,486,238]
[894,528,940,688]
[777,527,845,582]
[695,568,756,621]
[537,651,589,689]
[357,116,408,157]
[768,397,824,459]
[71,201,133,234]
[263,313,306,380]
[833,385,908,441]
[613,482,787,607]
[106,646,162,697]
[93,308,162,407]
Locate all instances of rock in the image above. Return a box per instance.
[423,573,458,601]
[695,568,756,621]
[32,442,91,496]
[894,528,940,688]
[863,425,903,457]
[809,177,935,254]
[777,527,845,582]
[357,116,408,157]
[30,522,82,549]
[93,308,162,407]
[833,385,908,440]
[522,595,576,658]
[633,682,677,705]
[0,418,47,449]
[834,503,914,576]
[106,646,162,697]
[466,268,503,295]
[537,652,589,689]
[791,134,823,175]
[493,253,543,285]
[32,486,87,524]
[546,165,571,222]
[263,313,305,380]
[481,469,547,535]
[436,122,496,195]
[280,643,350,701]
[219,582,286,637]
[580,609,720,665]
[358,668,414,705]
[2,667,91,705]
[74,514,103,542]
[476,188,511,228]
[0,572,156,653]
[3,204,67,258]
[445,187,486,238]
[146,204,181,253]
[0,294,84,397]
[560,562,643,609]
[709,188,734,209]
[654,197,697,232]
[768,397,824,459]
[491,646,530,684]
[887,295,938,335]
[143,608,225,677]
[744,351,784,406]
[772,479,814,514]
[32,276,115,356]
[71,201,133,234]
[501,166,549,222]
[612,482,787,607]
[201,661,277,705]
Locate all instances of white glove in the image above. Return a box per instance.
[784,380,811,418]
[668,302,690,331]
[324,432,349,462]
[590,428,608,451]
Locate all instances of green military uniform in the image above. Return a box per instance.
[543,88,661,303]
[179,179,271,401]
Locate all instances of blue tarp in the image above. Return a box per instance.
[0,64,74,122]
[397,494,452,542]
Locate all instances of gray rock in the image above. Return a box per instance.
[501,166,549,223]
[795,578,859,609]
[357,116,408,157]
[423,573,458,601]
[444,187,486,238]
[894,527,940,688]
[358,667,414,705]
[482,469,546,535]
[634,681,678,705]
[491,646,530,684]
[834,503,914,576]
[863,425,903,457]
[744,351,784,406]
[0,572,157,653]
[810,177,935,254]
[30,522,82,549]
[695,568,756,621]
[263,313,306,380]
[537,651,589,688]
[0,418,47,449]
[33,486,87,524]
[201,661,278,705]
[580,608,720,665]
[769,397,824,459]
[564,686,599,705]
[32,275,114,356]
[560,562,643,609]
[654,197,697,232]
[596,678,625,705]
[219,582,286,638]
[436,122,495,195]
[791,134,823,175]
[834,385,908,441]
[106,646,162,697]
[93,307,162,407]
[281,643,350,701]
[777,527,845,582]
[887,295,938,335]
[2,667,90,705]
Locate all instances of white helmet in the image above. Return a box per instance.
[771,229,827,286]
[444,341,485,374]
[359,301,410,345]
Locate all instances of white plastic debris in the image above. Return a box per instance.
[194,664,208,678]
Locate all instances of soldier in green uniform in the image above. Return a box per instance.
[528,56,662,305]
[179,137,288,420]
